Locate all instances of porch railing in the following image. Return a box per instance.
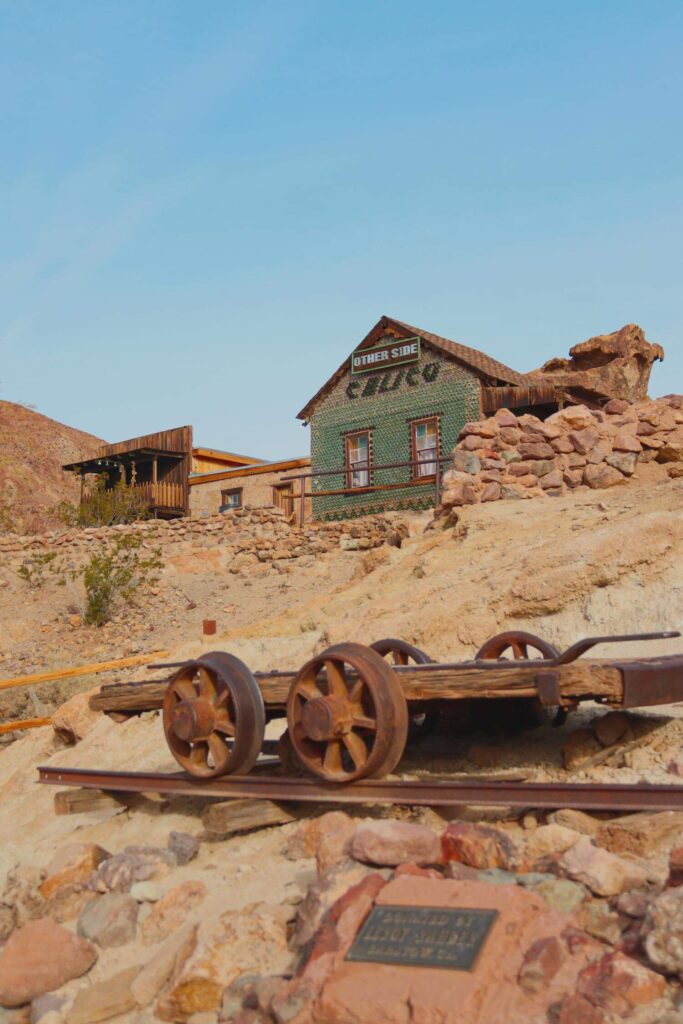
[134,481,185,511]
[282,455,452,526]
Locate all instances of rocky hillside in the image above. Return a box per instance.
[0,402,104,534]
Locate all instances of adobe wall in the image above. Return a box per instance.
[188,466,311,518]
[441,395,683,509]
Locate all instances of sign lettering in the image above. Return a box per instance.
[351,337,421,375]
[346,361,440,400]
[346,905,498,971]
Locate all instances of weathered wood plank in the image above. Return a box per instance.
[202,798,296,835]
[54,788,130,815]
[91,660,624,713]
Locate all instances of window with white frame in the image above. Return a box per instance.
[411,418,439,478]
[345,431,370,489]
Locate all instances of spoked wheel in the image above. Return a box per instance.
[476,631,559,661]
[286,642,409,782]
[475,631,562,730]
[371,638,438,742]
[370,638,432,666]
[163,652,265,778]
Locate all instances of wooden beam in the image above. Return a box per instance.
[54,788,130,815]
[202,798,296,835]
[0,716,52,735]
[0,651,169,693]
[90,661,625,713]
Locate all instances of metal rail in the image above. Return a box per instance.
[38,766,683,812]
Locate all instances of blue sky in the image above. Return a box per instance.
[1,1,681,456]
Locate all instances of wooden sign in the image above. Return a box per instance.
[346,905,498,971]
[351,337,420,375]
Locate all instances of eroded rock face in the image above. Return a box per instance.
[530,323,665,405]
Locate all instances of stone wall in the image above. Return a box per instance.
[441,395,683,509]
[0,505,408,577]
[310,348,481,521]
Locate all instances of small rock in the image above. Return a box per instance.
[643,886,683,978]
[593,711,630,748]
[39,845,111,902]
[669,846,683,887]
[617,890,650,918]
[518,935,565,995]
[77,893,138,948]
[285,812,355,862]
[350,821,439,867]
[576,898,622,945]
[316,816,357,874]
[167,832,200,866]
[576,951,666,1017]
[583,464,625,489]
[51,689,100,743]
[132,923,198,1007]
[533,877,587,914]
[141,880,207,945]
[549,809,600,836]
[596,811,683,858]
[88,846,176,893]
[69,965,139,1024]
[0,919,97,1008]
[555,992,607,1024]
[130,881,162,902]
[440,821,519,871]
[523,824,581,866]
[559,836,648,896]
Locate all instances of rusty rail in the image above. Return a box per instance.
[37,766,683,812]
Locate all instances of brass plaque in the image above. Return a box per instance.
[346,905,498,971]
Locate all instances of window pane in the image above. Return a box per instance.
[347,433,369,487]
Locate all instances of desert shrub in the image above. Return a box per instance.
[56,478,151,529]
[81,534,162,626]
[17,551,60,588]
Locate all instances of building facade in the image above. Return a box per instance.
[298,316,534,521]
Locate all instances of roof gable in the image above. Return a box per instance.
[297,316,524,421]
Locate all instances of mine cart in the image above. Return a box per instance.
[156,630,683,783]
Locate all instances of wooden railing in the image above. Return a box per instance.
[134,481,185,510]
[282,456,452,526]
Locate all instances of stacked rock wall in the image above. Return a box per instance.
[0,506,407,576]
[441,395,683,508]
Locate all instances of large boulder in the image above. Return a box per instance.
[0,918,97,1007]
[529,324,664,405]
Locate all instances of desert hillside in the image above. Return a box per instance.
[0,401,104,534]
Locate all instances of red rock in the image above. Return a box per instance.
[583,463,625,489]
[643,886,683,977]
[350,821,439,867]
[552,436,575,454]
[556,992,607,1023]
[286,812,356,861]
[460,420,498,438]
[539,470,563,490]
[315,815,357,874]
[461,434,486,451]
[442,481,478,507]
[563,468,583,488]
[669,845,683,887]
[280,875,601,1024]
[499,427,521,444]
[605,398,629,414]
[480,482,501,502]
[559,837,648,896]
[440,822,519,871]
[576,951,666,1016]
[568,427,599,454]
[519,442,555,460]
[494,408,518,427]
[612,430,642,453]
[508,461,534,476]
[39,843,111,902]
[0,918,97,1007]
[518,935,565,994]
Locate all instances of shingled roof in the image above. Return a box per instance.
[297,315,525,421]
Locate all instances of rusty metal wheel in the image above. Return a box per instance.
[475,631,561,730]
[163,652,265,778]
[371,638,438,741]
[370,638,432,666]
[286,642,409,782]
[475,631,559,661]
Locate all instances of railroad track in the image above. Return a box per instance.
[37,765,683,812]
